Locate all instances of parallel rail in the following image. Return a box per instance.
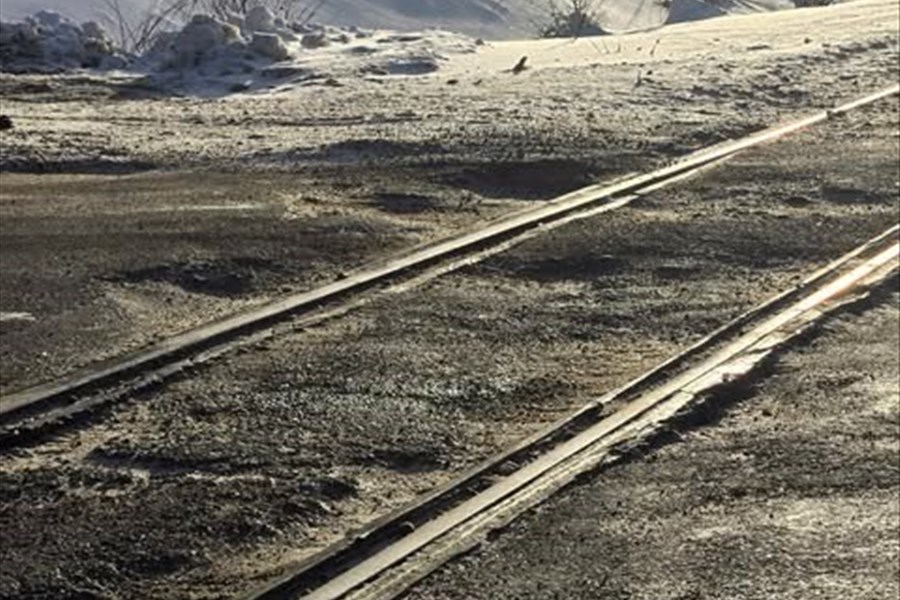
[1,84,897,443]
[243,224,900,600]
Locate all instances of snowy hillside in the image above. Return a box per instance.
[0,0,145,28]
[597,0,793,33]
[0,0,546,39]
[0,0,794,40]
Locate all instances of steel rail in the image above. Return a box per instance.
[243,225,899,600]
[1,84,897,437]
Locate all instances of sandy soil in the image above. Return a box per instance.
[406,292,900,600]
[0,79,896,598]
[0,0,897,394]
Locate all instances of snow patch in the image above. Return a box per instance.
[596,0,794,33]
[250,32,291,62]
[2,8,478,94]
[0,312,37,323]
[0,10,124,73]
[135,12,478,96]
[2,1,788,93]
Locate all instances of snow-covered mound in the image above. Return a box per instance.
[137,8,478,95]
[0,1,803,45]
[672,0,795,23]
[0,10,125,73]
[0,7,479,91]
[0,1,798,89]
[0,0,544,40]
[596,0,794,34]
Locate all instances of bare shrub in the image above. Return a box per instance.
[538,0,604,38]
[197,0,328,22]
[99,0,196,53]
[98,0,328,54]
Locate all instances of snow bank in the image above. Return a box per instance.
[1,7,478,93]
[0,10,125,72]
[595,0,793,34]
[0,1,797,83]
[139,8,478,95]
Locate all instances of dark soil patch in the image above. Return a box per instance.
[443,159,600,200]
[820,185,892,205]
[367,448,448,473]
[482,254,628,282]
[309,139,447,163]
[0,156,157,175]
[652,263,706,281]
[107,258,286,297]
[782,194,817,207]
[372,191,441,214]
[113,78,181,101]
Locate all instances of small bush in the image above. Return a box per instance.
[539,0,605,38]
[197,0,326,22]
[98,0,327,54]
[100,0,194,53]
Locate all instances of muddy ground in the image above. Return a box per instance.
[406,292,900,600]
[0,88,896,598]
[0,1,897,392]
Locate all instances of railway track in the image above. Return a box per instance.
[242,223,899,600]
[0,84,897,446]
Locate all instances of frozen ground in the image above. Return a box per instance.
[0,0,897,392]
[0,2,897,598]
[1,1,896,169]
[0,65,896,600]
